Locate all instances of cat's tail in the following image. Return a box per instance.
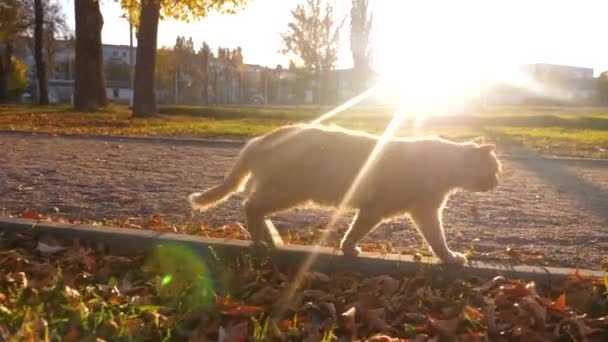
[188,137,260,211]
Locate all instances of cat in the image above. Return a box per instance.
[189,124,501,264]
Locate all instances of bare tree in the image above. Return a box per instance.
[34,0,49,104]
[281,0,344,104]
[350,0,373,93]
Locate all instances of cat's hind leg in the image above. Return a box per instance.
[339,210,382,256]
[244,188,302,248]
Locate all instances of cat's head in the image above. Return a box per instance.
[458,142,501,192]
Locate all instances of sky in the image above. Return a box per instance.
[59,0,608,77]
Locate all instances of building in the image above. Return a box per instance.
[485,63,596,105]
[15,38,135,104]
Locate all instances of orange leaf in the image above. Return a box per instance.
[221,305,264,317]
[550,293,567,311]
[63,327,80,342]
[280,319,294,330]
[466,327,484,340]
[82,255,96,268]
[20,210,44,220]
[464,306,484,321]
[215,295,238,309]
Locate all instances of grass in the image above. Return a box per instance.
[1,103,608,158]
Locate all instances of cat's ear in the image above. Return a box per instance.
[469,136,485,145]
[477,144,496,153]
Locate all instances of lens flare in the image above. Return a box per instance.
[145,243,215,307]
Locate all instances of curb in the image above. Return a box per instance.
[1,217,603,285]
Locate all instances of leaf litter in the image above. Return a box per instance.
[0,226,606,342]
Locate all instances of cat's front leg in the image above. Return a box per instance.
[409,207,467,265]
[340,210,382,256]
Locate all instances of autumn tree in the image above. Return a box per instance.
[281,0,344,104]
[154,47,175,103]
[119,0,246,117]
[350,0,372,93]
[0,0,29,101]
[0,0,66,102]
[74,0,107,110]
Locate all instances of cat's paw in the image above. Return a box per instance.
[442,251,468,265]
[341,245,362,257]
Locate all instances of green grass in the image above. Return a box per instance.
[489,127,608,159]
[1,104,607,158]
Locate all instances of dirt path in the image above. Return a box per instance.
[1,133,607,269]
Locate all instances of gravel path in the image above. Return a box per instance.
[1,132,607,269]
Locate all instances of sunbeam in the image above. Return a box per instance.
[310,84,383,126]
[263,83,385,150]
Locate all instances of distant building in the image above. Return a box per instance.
[13,38,134,104]
[485,63,596,105]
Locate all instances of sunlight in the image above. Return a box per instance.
[266,84,384,149]
[277,108,409,315]
[310,84,383,125]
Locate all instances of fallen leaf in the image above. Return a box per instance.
[19,210,44,220]
[549,293,567,312]
[63,327,80,342]
[342,307,356,332]
[428,317,459,337]
[221,305,264,317]
[506,246,522,260]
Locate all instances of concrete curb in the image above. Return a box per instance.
[1,217,604,285]
[2,129,607,165]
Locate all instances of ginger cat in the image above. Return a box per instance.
[189,124,501,264]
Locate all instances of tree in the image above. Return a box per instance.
[120,0,247,117]
[174,36,195,103]
[154,47,175,103]
[596,71,608,105]
[198,41,212,104]
[0,0,32,102]
[231,46,244,103]
[0,0,66,102]
[281,0,344,104]
[43,1,69,80]
[34,0,49,104]
[74,0,107,110]
[350,0,372,93]
[8,57,28,98]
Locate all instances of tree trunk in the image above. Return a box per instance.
[132,0,160,117]
[202,73,208,105]
[74,0,107,111]
[0,42,13,102]
[353,57,368,94]
[34,0,49,105]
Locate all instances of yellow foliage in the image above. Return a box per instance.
[118,0,247,27]
[9,56,28,94]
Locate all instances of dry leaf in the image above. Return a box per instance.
[342,307,356,332]
[428,317,459,337]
